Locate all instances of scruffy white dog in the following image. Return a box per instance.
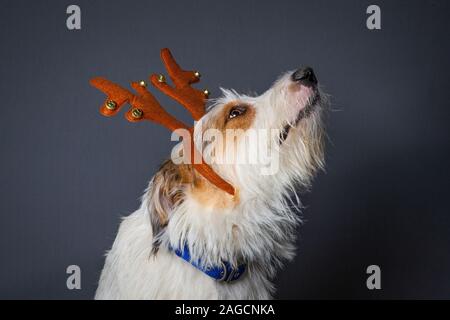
[95,67,327,299]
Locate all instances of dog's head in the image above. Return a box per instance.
[192,67,326,200]
[148,68,327,259]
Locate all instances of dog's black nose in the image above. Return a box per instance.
[291,67,317,86]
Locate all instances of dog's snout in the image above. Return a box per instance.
[291,67,317,86]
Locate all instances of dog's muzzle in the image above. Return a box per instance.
[279,69,320,143]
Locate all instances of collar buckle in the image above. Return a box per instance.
[218,261,246,282]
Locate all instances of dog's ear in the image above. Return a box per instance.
[148,160,190,255]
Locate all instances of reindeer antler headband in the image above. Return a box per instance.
[90,48,235,195]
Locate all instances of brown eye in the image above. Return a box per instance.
[228,105,247,119]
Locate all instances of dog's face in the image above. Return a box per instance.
[194,67,326,200]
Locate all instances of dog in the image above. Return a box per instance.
[95,67,327,299]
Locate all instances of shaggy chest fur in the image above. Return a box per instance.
[95,202,285,299]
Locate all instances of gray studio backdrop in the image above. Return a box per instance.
[0,0,449,299]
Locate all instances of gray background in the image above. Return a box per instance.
[0,0,449,299]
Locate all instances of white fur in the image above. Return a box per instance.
[95,71,327,300]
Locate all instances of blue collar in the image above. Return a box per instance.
[169,243,246,282]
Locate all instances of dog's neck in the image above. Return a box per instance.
[143,172,301,281]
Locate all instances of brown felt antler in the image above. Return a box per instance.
[90,48,235,196]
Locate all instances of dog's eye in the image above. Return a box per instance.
[228,105,247,120]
